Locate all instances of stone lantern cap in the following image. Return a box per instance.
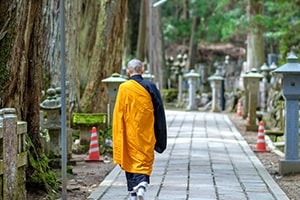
[142,70,155,79]
[208,74,224,81]
[102,73,127,83]
[243,68,263,79]
[273,53,300,74]
[269,62,278,70]
[40,88,61,110]
[184,69,200,78]
[260,63,269,71]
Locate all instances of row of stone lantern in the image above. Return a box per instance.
[166,53,188,105]
[260,62,278,111]
[240,52,300,175]
[101,67,201,121]
[104,52,300,176]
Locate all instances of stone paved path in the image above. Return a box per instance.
[88,110,289,200]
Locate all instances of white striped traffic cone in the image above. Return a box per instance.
[236,99,242,117]
[86,127,102,162]
[255,121,268,152]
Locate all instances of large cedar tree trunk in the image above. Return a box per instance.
[1,0,43,152]
[187,16,200,70]
[80,0,128,113]
[0,0,56,193]
[137,0,146,60]
[43,0,129,114]
[138,0,166,89]
[246,0,264,71]
[152,6,167,89]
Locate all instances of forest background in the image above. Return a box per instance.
[0,0,299,196]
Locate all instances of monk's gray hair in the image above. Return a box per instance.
[127,59,143,73]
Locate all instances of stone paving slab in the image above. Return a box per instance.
[88,110,289,200]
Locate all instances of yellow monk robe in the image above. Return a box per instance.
[113,80,156,176]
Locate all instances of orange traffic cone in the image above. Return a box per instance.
[86,127,102,162]
[255,121,268,152]
[236,99,242,117]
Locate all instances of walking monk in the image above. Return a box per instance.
[113,59,167,200]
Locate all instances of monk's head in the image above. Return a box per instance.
[127,59,144,76]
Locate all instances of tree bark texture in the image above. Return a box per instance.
[246,0,264,71]
[126,0,141,60]
[1,0,43,151]
[79,0,128,113]
[42,0,128,113]
[0,0,128,193]
[137,0,146,60]
[152,6,167,89]
[0,1,12,100]
[187,16,200,70]
[142,0,167,89]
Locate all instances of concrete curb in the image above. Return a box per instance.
[87,165,121,200]
[225,117,289,200]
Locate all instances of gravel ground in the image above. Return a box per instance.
[228,113,300,200]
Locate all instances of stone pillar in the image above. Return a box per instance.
[2,108,17,200]
[184,70,200,110]
[208,75,224,112]
[260,63,270,111]
[177,74,183,104]
[269,62,279,87]
[273,52,300,175]
[242,72,249,119]
[243,68,263,131]
[178,54,187,105]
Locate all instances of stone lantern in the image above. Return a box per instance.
[102,73,127,125]
[243,68,263,131]
[242,71,249,119]
[40,87,65,158]
[260,63,270,111]
[184,70,200,110]
[269,62,280,87]
[208,74,224,112]
[273,52,300,175]
[142,70,155,81]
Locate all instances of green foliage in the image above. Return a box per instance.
[162,0,246,45]
[25,135,58,195]
[99,126,112,154]
[161,0,300,59]
[161,89,178,103]
[264,0,300,58]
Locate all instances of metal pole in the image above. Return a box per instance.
[149,0,167,81]
[59,0,67,199]
[149,0,153,78]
